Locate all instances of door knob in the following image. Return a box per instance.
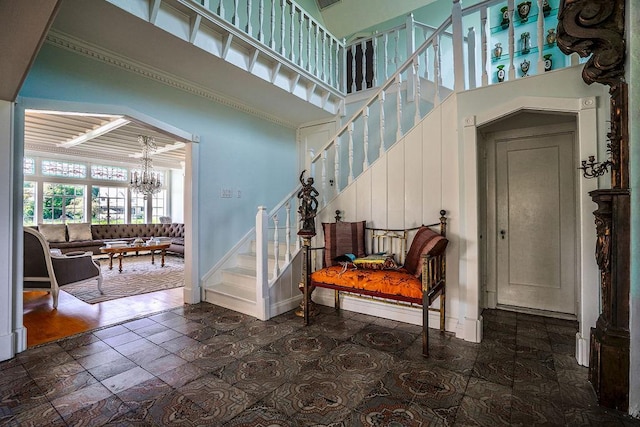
[500,230,506,239]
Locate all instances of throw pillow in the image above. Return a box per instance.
[415,234,448,278]
[38,224,67,243]
[67,223,93,242]
[322,220,366,267]
[353,254,399,270]
[404,226,442,276]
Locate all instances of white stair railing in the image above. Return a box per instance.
[197,0,344,91]
[255,186,301,319]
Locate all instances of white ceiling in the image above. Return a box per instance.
[24,111,187,169]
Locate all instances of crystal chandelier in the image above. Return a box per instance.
[130,135,162,199]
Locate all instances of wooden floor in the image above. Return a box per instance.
[23,288,184,347]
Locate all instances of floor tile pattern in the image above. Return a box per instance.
[2,305,639,426]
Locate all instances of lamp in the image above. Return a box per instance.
[130,135,162,199]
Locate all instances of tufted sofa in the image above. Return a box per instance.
[34,223,185,256]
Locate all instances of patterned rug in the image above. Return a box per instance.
[62,254,184,304]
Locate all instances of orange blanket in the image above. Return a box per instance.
[310,265,422,300]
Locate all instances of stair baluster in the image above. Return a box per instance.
[413,58,421,126]
[379,92,385,157]
[272,214,280,279]
[321,150,327,207]
[246,0,252,34]
[233,0,239,26]
[363,106,369,169]
[467,26,476,89]
[348,122,354,184]
[481,7,488,86]
[396,74,402,141]
[285,202,291,263]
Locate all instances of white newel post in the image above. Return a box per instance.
[413,57,421,126]
[256,206,269,320]
[321,150,327,207]
[434,37,441,105]
[334,138,341,192]
[451,0,465,92]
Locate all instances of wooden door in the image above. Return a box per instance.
[495,129,576,314]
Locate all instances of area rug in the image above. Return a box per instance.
[62,254,184,304]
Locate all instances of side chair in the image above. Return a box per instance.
[24,227,103,309]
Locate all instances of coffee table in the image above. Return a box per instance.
[100,243,171,273]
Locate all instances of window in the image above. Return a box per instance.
[130,192,147,224]
[151,190,167,224]
[42,160,87,178]
[42,183,85,223]
[91,165,128,182]
[23,181,36,225]
[23,158,35,175]
[92,186,127,224]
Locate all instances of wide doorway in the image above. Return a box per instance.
[480,112,579,317]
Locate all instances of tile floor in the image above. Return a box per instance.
[2,304,639,426]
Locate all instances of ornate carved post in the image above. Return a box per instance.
[557,0,628,412]
[295,170,319,323]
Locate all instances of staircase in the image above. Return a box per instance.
[100,0,572,320]
[204,238,298,318]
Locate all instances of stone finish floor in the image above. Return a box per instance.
[2,305,639,426]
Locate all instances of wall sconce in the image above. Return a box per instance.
[579,155,613,179]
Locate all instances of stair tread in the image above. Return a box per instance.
[224,266,256,276]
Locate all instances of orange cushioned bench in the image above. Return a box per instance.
[307,210,448,356]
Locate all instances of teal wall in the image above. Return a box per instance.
[19,43,298,277]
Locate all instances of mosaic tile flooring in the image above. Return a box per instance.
[2,305,639,426]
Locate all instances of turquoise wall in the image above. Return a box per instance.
[19,43,298,277]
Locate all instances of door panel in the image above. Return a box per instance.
[496,132,576,314]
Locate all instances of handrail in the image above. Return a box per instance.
[311,15,452,167]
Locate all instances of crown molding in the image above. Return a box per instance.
[45,30,297,129]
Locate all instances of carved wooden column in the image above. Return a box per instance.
[557,0,629,412]
[589,189,630,411]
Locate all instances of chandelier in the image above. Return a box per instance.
[130,135,162,199]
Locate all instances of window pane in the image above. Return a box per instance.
[151,190,167,224]
[42,160,87,178]
[23,158,35,175]
[92,186,127,224]
[91,165,128,181]
[42,183,85,223]
[130,192,146,224]
[23,181,36,225]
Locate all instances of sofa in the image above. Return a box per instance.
[33,223,185,256]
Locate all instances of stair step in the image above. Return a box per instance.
[236,252,289,270]
[221,267,256,288]
[206,281,256,302]
[250,240,297,254]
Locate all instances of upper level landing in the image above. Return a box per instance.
[48,0,343,127]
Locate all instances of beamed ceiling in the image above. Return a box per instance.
[24,111,187,169]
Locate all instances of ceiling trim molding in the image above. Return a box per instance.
[45,30,297,129]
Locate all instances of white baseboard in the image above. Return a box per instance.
[312,289,455,331]
[576,332,589,367]
[460,316,483,343]
[0,326,26,362]
[270,295,302,318]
